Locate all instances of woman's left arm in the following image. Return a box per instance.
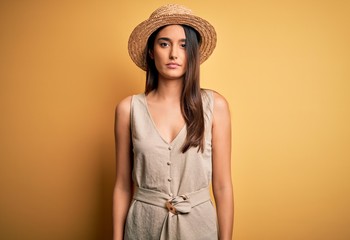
[212,91,234,240]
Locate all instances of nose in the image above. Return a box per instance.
[169,46,178,60]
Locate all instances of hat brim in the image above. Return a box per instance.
[128,14,217,71]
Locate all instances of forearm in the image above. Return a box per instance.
[214,185,234,240]
[113,186,133,240]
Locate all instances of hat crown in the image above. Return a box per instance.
[150,4,193,18]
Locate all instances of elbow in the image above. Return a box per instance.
[212,182,233,199]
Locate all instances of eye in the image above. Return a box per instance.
[181,43,186,48]
[160,42,169,47]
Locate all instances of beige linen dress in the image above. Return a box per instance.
[124,89,218,240]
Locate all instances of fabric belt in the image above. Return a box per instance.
[133,186,211,214]
[133,186,211,239]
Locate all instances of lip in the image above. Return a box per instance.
[166,62,181,69]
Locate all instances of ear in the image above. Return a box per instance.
[149,50,154,59]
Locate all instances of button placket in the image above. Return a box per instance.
[167,144,173,196]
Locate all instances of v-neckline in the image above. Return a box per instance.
[142,93,186,145]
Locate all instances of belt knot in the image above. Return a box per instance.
[165,195,191,214]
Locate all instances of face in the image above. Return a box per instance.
[151,25,187,81]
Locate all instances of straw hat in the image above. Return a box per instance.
[128,4,217,71]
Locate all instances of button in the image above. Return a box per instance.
[168,146,172,150]
[169,193,173,197]
[166,201,177,214]
[167,161,171,165]
[168,178,172,182]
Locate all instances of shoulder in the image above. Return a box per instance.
[213,91,229,112]
[207,90,231,125]
[115,95,133,117]
[201,89,229,111]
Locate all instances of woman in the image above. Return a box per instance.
[113,4,233,240]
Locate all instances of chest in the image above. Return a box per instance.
[146,101,185,144]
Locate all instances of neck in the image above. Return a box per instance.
[153,77,183,101]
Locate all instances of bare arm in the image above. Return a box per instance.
[113,96,133,240]
[212,92,234,240]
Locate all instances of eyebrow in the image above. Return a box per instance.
[157,37,186,42]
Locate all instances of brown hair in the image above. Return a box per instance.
[145,25,204,153]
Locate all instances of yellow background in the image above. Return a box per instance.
[1,0,349,239]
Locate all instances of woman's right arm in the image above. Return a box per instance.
[113,96,133,240]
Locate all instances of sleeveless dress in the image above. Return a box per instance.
[124,89,218,240]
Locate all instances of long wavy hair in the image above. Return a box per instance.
[145,25,204,153]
